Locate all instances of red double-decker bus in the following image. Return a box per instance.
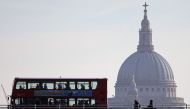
[10,78,107,109]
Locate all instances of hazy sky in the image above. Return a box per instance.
[0,0,190,104]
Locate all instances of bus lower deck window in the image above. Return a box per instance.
[69,82,75,90]
[91,99,96,105]
[77,98,90,106]
[69,98,75,106]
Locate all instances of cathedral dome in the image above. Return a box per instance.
[117,51,175,85]
[116,2,175,86]
[109,3,184,107]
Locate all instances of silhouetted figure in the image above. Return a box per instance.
[147,100,156,109]
[58,83,62,89]
[19,85,23,89]
[134,100,141,109]
[36,84,40,89]
[43,83,47,89]
[65,83,71,90]
[81,84,85,90]
[49,99,53,105]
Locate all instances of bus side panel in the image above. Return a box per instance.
[12,89,33,98]
[93,79,107,107]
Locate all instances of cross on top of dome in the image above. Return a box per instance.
[143,2,149,10]
[142,2,149,19]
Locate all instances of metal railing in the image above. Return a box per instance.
[0,105,107,109]
[109,104,190,109]
[0,105,190,109]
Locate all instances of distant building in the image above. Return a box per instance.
[108,3,185,108]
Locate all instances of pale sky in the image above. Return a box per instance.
[0,0,190,104]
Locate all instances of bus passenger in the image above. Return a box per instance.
[81,84,85,90]
[19,85,23,89]
[36,84,40,89]
[43,83,47,89]
[65,83,71,90]
[49,99,53,105]
[58,83,62,89]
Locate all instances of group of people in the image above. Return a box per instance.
[134,100,156,109]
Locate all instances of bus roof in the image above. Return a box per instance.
[14,77,107,81]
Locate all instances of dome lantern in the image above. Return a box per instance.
[138,2,154,52]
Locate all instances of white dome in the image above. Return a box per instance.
[117,51,175,85]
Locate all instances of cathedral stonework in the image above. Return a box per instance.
[108,3,185,108]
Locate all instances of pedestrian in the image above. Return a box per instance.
[147,100,156,109]
[134,100,141,109]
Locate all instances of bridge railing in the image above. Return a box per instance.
[0,105,190,109]
[0,105,107,109]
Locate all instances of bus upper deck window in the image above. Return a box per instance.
[91,81,98,90]
[69,82,75,90]
[77,82,89,90]
[16,81,26,89]
[56,82,67,89]
[28,83,40,89]
[42,83,54,89]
